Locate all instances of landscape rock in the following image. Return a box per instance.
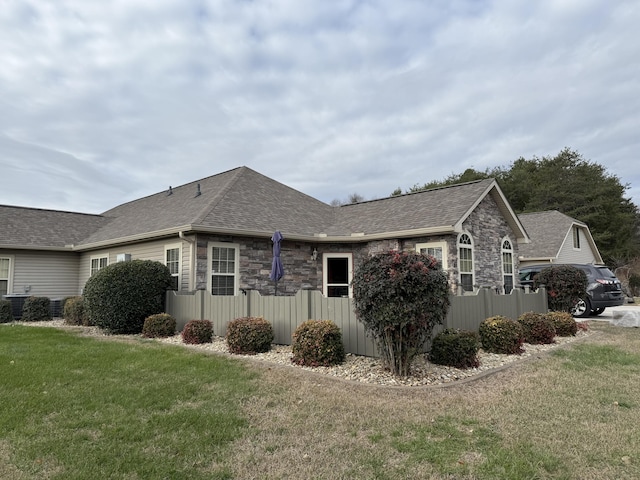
[611,310,640,328]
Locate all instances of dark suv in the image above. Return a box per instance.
[519,263,625,318]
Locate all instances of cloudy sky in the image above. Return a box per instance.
[1,0,639,214]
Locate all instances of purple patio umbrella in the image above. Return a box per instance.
[269,231,284,295]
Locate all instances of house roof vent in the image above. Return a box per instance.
[167,186,173,196]
[195,183,201,197]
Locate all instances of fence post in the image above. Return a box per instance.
[481,286,493,319]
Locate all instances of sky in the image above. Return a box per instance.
[1,0,639,214]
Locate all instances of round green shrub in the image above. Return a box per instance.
[292,320,345,367]
[545,311,578,336]
[226,316,274,354]
[352,250,450,377]
[517,311,556,344]
[479,315,524,354]
[534,265,588,313]
[429,328,480,369]
[182,319,213,344]
[142,313,177,338]
[21,296,51,322]
[63,296,91,326]
[0,300,14,323]
[83,260,172,334]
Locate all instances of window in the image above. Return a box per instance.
[165,244,181,290]
[0,257,12,297]
[501,238,514,294]
[457,233,474,292]
[573,226,581,249]
[323,253,353,297]
[209,242,239,295]
[90,255,108,276]
[416,241,447,270]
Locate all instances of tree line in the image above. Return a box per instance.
[392,148,640,267]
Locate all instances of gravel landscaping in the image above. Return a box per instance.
[12,319,591,387]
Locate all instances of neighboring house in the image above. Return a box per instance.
[517,210,603,267]
[1,166,530,302]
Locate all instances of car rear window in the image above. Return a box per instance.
[595,267,616,278]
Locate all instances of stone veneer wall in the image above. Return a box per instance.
[194,195,519,295]
[460,194,519,291]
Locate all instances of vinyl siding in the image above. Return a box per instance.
[78,238,192,292]
[1,249,81,298]
[555,228,599,264]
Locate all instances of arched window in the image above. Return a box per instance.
[501,238,514,294]
[457,233,474,292]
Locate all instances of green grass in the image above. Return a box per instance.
[3,322,640,479]
[0,326,257,479]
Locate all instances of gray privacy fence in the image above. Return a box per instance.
[166,287,548,357]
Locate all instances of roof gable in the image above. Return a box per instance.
[518,210,602,263]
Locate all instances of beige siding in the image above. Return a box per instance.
[1,249,80,298]
[78,238,192,292]
[556,228,599,264]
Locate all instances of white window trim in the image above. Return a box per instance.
[415,241,448,270]
[89,254,109,277]
[0,255,15,296]
[457,232,475,291]
[501,237,514,293]
[164,243,182,290]
[322,252,353,298]
[207,242,240,296]
[573,226,581,250]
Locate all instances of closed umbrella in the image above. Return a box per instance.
[269,231,284,295]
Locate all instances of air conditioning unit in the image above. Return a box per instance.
[116,253,132,262]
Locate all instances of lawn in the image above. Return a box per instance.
[1,322,640,479]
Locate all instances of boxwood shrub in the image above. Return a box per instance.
[545,311,578,336]
[517,311,556,345]
[182,319,213,344]
[63,296,91,326]
[21,296,51,322]
[292,320,345,367]
[226,316,274,354]
[0,300,13,323]
[83,260,172,334]
[142,313,177,338]
[429,328,480,369]
[479,315,524,354]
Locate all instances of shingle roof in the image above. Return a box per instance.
[518,210,585,259]
[0,205,107,249]
[78,167,335,246]
[330,179,496,235]
[2,167,528,250]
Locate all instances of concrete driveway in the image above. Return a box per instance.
[588,302,640,325]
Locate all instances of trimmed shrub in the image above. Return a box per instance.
[479,315,524,354]
[352,250,450,377]
[21,296,51,322]
[226,316,274,354]
[429,328,480,369]
[182,320,213,344]
[576,321,590,332]
[534,265,588,313]
[546,311,578,336]
[517,311,556,345]
[291,320,345,367]
[0,300,13,323]
[142,313,177,338]
[84,260,172,334]
[63,296,91,326]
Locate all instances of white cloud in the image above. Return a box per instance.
[0,0,638,212]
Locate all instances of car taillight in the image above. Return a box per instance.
[596,279,614,285]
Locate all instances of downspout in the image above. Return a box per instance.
[179,231,196,291]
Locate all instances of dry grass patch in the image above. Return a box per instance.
[226,322,640,479]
